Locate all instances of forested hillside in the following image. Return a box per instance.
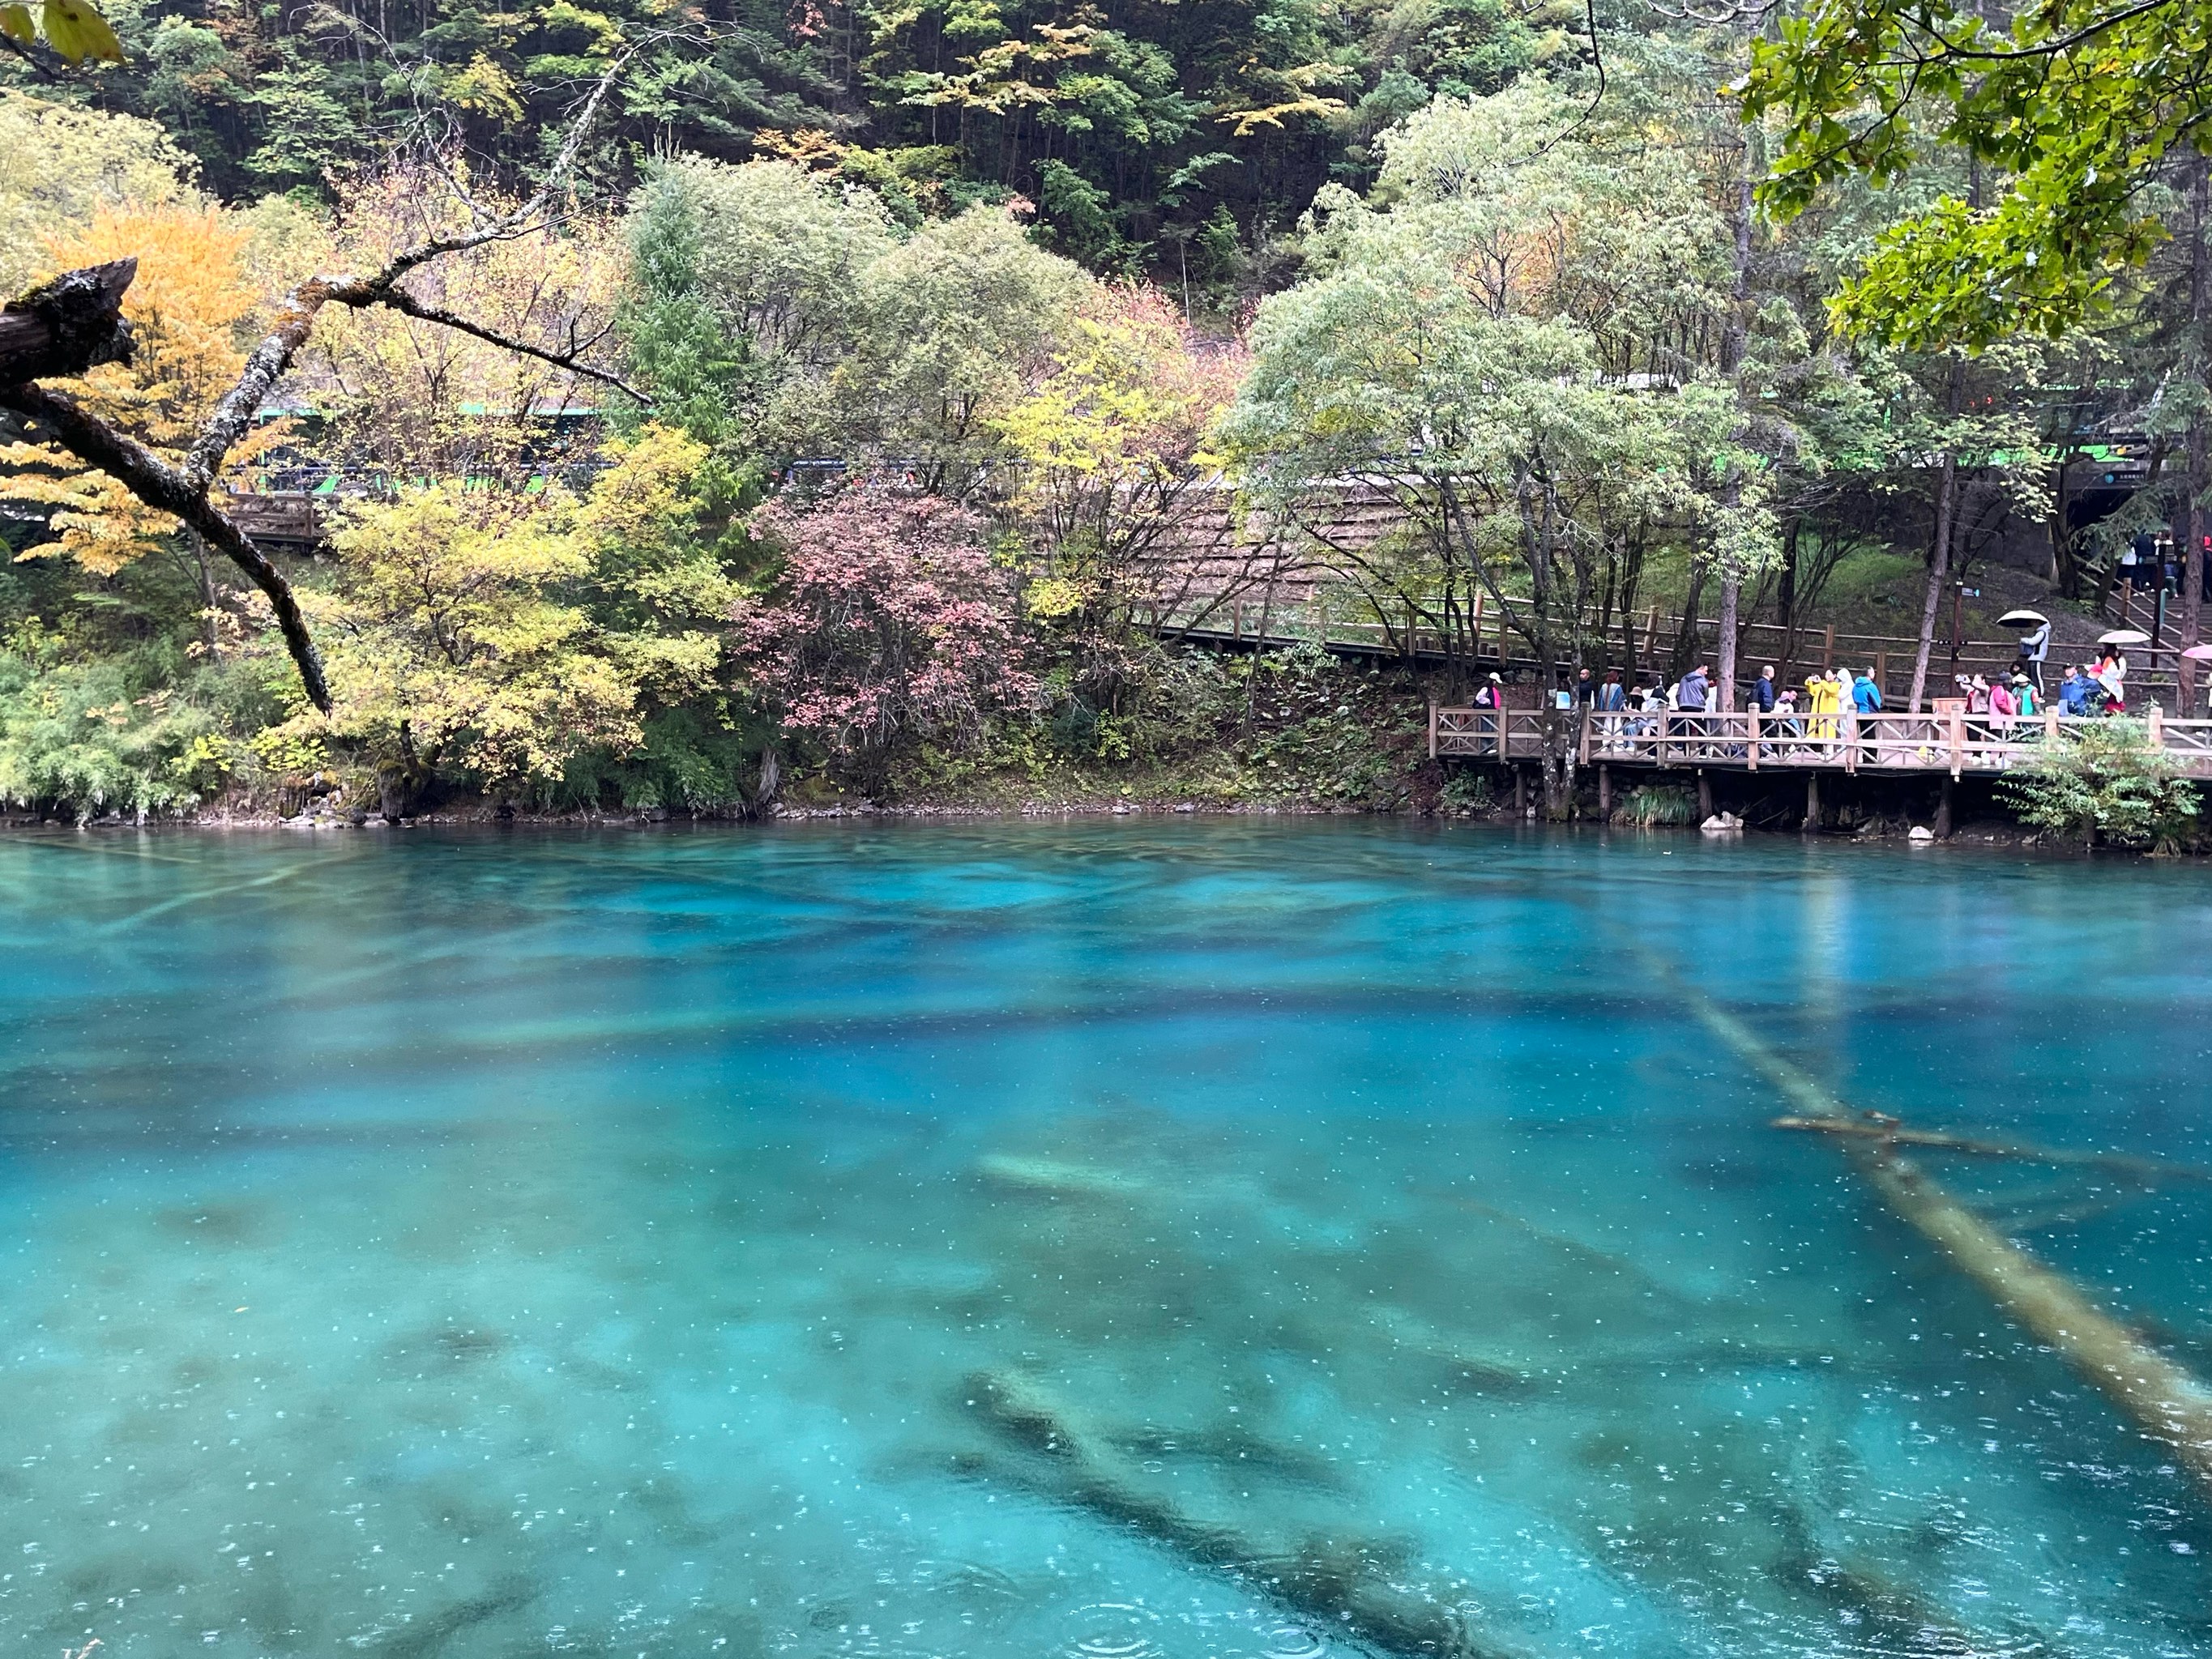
[2,0,2207,826]
[5,0,1586,299]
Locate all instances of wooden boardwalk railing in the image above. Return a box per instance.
[1429,706,2212,779]
[1152,594,2124,703]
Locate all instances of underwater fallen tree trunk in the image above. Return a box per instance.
[1690,997,2212,1497]
[963,1368,1516,1659]
[1770,1114,2212,1186]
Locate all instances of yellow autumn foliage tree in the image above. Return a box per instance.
[0,92,198,293]
[295,424,737,792]
[995,284,1245,629]
[0,202,281,575]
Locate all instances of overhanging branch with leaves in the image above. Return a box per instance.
[0,45,654,714]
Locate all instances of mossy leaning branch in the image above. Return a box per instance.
[1689,996,2212,1498]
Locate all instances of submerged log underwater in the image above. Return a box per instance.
[1688,995,2212,1498]
[962,1367,1524,1659]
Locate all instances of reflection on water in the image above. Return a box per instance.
[1,822,2209,1657]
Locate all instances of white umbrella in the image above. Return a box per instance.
[1997,608,2048,629]
[2099,629,2151,646]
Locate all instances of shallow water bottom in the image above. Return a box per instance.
[2,823,2209,1657]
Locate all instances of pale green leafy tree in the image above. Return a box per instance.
[1223,203,1730,812]
[1226,82,1770,772]
[824,204,1090,491]
[1340,80,1788,702]
[627,156,895,449]
[621,161,1087,487]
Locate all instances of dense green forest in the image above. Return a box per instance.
[1,0,2208,829]
[7,0,1590,297]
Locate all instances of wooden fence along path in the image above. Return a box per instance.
[1151,592,2127,704]
[1428,705,2212,779]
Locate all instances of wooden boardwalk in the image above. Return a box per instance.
[1428,706,2212,779]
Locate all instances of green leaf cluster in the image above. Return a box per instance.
[1740,0,2212,348]
[1998,721,2202,851]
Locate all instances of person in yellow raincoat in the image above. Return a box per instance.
[1804,671,1839,744]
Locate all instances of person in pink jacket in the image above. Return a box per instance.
[1988,676,2018,731]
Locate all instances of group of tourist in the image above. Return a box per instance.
[1472,635,2158,754]
[2120,529,2212,600]
[1540,663,1884,746]
[1527,649,2146,758]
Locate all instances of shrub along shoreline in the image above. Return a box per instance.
[9,657,2199,855]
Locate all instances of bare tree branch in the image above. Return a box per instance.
[182,36,646,490]
[372,287,651,403]
[0,381,333,710]
[0,27,63,80]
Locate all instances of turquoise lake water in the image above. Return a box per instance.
[2,822,2209,1658]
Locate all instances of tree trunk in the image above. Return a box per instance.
[1619,534,1646,676]
[1238,574,1279,739]
[1670,559,1709,683]
[2182,156,2209,714]
[2049,452,2079,597]
[187,530,220,654]
[1715,576,1740,714]
[0,260,136,384]
[1909,457,1957,714]
[1710,122,1755,718]
[1708,79,1759,719]
[1910,362,1966,714]
[1777,519,1799,659]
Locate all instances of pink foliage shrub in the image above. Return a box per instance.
[743,483,1040,774]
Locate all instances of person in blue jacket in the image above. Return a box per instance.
[1851,667,1883,714]
[1594,667,1627,751]
[2057,665,2092,715]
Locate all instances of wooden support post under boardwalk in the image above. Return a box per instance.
[1514,766,1527,816]
[1427,698,1438,760]
[1697,770,1714,822]
[1935,775,1954,838]
[1599,763,1612,818]
[1803,772,1819,832]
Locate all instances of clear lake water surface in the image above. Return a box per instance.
[2,820,2209,1658]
